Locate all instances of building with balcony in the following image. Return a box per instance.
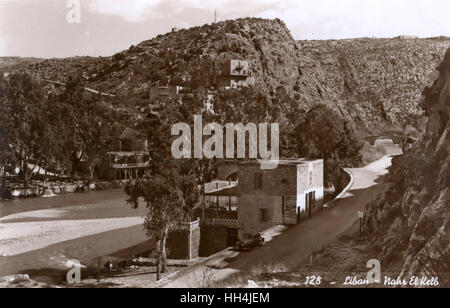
[204,159,324,241]
[216,59,255,89]
[107,128,150,180]
[168,159,324,259]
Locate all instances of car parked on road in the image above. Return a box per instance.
[235,233,264,251]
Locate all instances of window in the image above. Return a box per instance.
[253,173,263,189]
[259,208,269,223]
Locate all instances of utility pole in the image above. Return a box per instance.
[214,9,217,23]
[358,210,364,237]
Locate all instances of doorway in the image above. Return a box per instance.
[306,191,315,218]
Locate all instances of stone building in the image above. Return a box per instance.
[234,159,324,237]
[118,128,148,152]
[106,128,150,180]
[164,159,323,259]
[216,59,255,89]
[200,159,324,254]
[149,84,192,103]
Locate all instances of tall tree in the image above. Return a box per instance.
[290,104,363,191]
[55,76,116,179]
[125,168,187,279]
[0,73,51,187]
[81,103,115,181]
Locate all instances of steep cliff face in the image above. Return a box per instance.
[20,18,450,136]
[363,48,450,282]
[298,39,449,135]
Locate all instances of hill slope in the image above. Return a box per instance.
[13,18,450,136]
[0,57,43,74]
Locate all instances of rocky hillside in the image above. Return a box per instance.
[298,38,449,135]
[0,57,43,74]
[13,18,450,136]
[363,48,450,283]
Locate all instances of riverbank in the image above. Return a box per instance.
[0,189,149,282]
[1,179,126,200]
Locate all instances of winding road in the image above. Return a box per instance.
[160,144,402,288]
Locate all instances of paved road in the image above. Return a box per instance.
[162,151,399,288]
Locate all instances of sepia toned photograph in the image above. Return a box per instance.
[0,0,449,293]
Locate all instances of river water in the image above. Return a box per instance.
[0,189,150,282]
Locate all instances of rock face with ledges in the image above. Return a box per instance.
[363,48,450,284]
[297,38,449,134]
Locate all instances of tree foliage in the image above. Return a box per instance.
[290,104,363,189]
[0,73,119,189]
[0,73,52,187]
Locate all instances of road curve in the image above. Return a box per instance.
[162,152,399,288]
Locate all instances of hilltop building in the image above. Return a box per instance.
[149,84,192,104]
[216,59,255,89]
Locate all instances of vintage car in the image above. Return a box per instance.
[235,233,265,251]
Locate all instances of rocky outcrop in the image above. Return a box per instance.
[21,19,450,137]
[298,38,449,135]
[363,49,450,285]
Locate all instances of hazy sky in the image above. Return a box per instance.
[1,0,450,58]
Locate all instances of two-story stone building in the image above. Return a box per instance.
[216,59,256,89]
[169,159,324,259]
[235,159,324,237]
[206,159,324,238]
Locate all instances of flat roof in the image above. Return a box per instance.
[205,185,239,196]
[223,158,323,166]
[107,151,148,156]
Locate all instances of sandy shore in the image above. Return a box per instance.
[0,189,150,279]
[0,216,144,256]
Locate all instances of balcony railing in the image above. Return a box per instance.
[204,218,239,228]
[171,218,200,231]
[204,208,237,220]
[111,163,149,169]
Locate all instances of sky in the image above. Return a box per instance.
[1,0,450,58]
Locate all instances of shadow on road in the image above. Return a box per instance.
[223,183,386,271]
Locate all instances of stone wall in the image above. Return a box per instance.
[283,196,298,225]
[237,163,298,196]
[190,227,200,259]
[200,225,236,257]
[167,219,201,260]
[238,194,283,237]
[167,230,190,259]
